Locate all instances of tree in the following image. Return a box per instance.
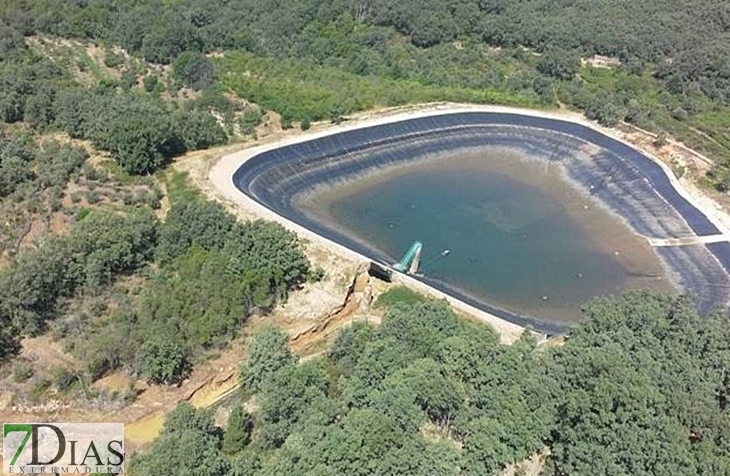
[378,300,461,359]
[0,92,23,123]
[137,245,250,349]
[460,416,512,475]
[222,220,310,307]
[224,405,253,454]
[547,293,730,475]
[239,326,296,396]
[105,113,183,174]
[329,321,377,373]
[384,358,463,425]
[173,51,215,90]
[162,402,217,435]
[54,88,90,139]
[586,93,624,126]
[368,387,424,434]
[24,88,56,129]
[139,337,190,384]
[174,110,227,149]
[410,10,456,47]
[0,209,156,338]
[143,74,160,93]
[671,106,688,121]
[379,439,461,476]
[129,403,229,476]
[55,90,222,176]
[537,49,581,81]
[155,199,236,264]
[337,336,414,407]
[0,22,24,58]
[0,312,20,362]
[239,107,263,135]
[0,237,73,334]
[68,210,157,289]
[229,450,261,476]
[0,154,34,196]
[256,361,330,448]
[129,291,730,475]
[437,323,500,384]
[140,20,203,64]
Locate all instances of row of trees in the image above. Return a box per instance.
[129,201,311,384]
[0,210,157,336]
[54,88,226,174]
[217,49,545,126]
[131,292,730,475]
[29,140,89,194]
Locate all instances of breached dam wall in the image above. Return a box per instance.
[233,112,730,329]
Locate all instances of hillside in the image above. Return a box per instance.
[1,0,728,184]
[1,1,730,475]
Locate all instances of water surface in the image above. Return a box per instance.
[300,150,671,323]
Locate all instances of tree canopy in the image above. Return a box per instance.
[1,0,729,184]
[239,326,297,396]
[0,193,311,380]
[134,292,730,475]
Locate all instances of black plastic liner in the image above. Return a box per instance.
[233,112,730,333]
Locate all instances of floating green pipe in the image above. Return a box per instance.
[394,241,423,274]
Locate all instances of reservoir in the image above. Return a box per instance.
[231,112,730,331]
[299,150,670,323]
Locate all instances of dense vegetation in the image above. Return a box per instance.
[0,184,311,382]
[131,293,730,475]
[0,0,729,185]
[0,3,297,382]
[54,88,226,174]
[0,15,229,177]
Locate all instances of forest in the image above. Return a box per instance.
[0,0,729,184]
[130,292,730,475]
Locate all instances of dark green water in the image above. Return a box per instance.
[321,165,668,323]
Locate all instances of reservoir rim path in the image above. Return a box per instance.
[209,104,730,337]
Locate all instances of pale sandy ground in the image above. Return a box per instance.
[208,102,730,342]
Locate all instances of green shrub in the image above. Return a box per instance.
[375,286,427,309]
[12,361,34,382]
[103,50,125,68]
[139,338,190,385]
